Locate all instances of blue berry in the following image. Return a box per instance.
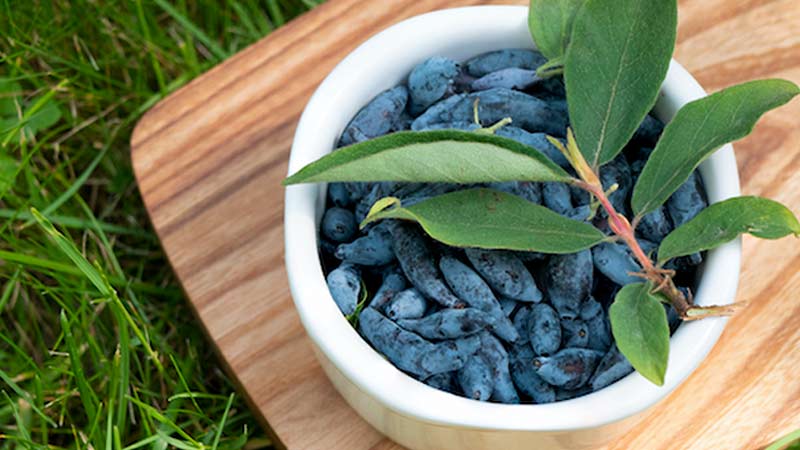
[326,263,360,315]
[318,238,338,256]
[321,207,357,243]
[599,156,632,216]
[391,110,413,131]
[327,183,352,208]
[581,298,612,352]
[566,205,592,221]
[343,182,369,202]
[512,306,531,346]
[416,121,480,132]
[528,303,562,356]
[494,127,570,168]
[471,68,540,91]
[423,372,458,394]
[390,223,464,308]
[533,348,604,390]
[663,252,703,272]
[397,308,492,340]
[369,265,407,311]
[385,288,427,320]
[664,303,682,332]
[439,255,519,342]
[542,182,573,215]
[632,114,665,146]
[637,206,673,243]
[398,183,461,206]
[472,88,566,135]
[592,242,642,286]
[499,297,518,317]
[457,354,493,401]
[528,77,567,101]
[354,183,384,224]
[420,335,482,375]
[408,57,462,115]
[412,88,567,135]
[590,345,633,391]
[358,307,433,377]
[543,250,594,319]
[570,184,591,206]
[464,49,547,77]
[561,318,589,348]
[477,332,520,404]
[464,248,542,302]
[555,385,594,401]
[335,222,395,266]
[667,171,708,227]
[409,94,470,130]
[512,250,546,263]
[627,146,653,177]
[340,86,408,146]
[509,344,556,403]
[579,297,603,321]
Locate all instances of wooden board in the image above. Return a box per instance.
[130,0,800,448]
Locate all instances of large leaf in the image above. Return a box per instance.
[283,130,571,185]
[658,196,800,262]
[564,0,676,168]
[632,79,800,216]
[528,0,585,61]
[609,282,670,386]
[631,80,800,216]
[363,188,605,254]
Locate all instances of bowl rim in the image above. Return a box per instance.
[284,5,741,432]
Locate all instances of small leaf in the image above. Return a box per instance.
[24,98,61,135]
[528,0,585,60]
[632,79,800,216]
[609,282,670,386]
[565,0,677,168]
[658,196,800,262]
[283,130,571,185]
[363,188,606,253]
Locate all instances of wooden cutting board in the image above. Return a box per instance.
[130,0,800,448]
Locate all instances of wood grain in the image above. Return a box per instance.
[130,1,800,448]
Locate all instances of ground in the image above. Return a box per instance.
[0,1,321,448]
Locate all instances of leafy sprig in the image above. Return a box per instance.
[284,0,800,385]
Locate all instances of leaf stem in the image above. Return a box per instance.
[573,179,695,319]
[536,57,564,79]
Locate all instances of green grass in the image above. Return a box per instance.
[0,1,322,448]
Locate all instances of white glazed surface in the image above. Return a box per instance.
[284,5,741,448]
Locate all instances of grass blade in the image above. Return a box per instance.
[152,0,229,61]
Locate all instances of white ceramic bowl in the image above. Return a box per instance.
[284,6,741,450]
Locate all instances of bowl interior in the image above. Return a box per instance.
[285,5,741,431]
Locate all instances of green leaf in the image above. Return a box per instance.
[0,155,19,197]
[362,188,606,253]
[283,130,571,185]
[609,282,670,386]
[658,196,800,262]
[528,0,585,60]
[632,79,800,216]
[0,78,22,117]
[564,0,677,168]
[24,97,61,135]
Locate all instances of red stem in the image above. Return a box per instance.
[575,180,693,316]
